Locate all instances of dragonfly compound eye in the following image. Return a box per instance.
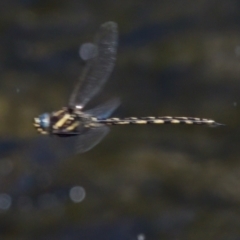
[38,113,50,129]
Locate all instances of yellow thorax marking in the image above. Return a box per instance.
[53,110,64,117]
[53,113,71,129]
[66,121,79,131]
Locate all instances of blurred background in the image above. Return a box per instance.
[0,0,239,239]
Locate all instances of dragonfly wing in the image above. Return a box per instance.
[75,125,110,153]
[69,22,118,108]
[31,126,109,163]
[85,98,120,119]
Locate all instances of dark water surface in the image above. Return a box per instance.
[0,0,239,239]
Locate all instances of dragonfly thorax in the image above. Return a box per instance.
[34,107,96,136]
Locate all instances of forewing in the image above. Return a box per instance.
[31,125,109,164]
[85,98,120,119]
[69,22,118,108]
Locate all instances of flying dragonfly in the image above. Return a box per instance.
[33,21,224,154]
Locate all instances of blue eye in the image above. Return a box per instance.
[39,113,50,129]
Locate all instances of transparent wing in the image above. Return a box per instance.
[69,22,118,108]
[85,98,120,119]
[31,126,109,164]
[75,125,110,153]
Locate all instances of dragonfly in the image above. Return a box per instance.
[33,21,224,154]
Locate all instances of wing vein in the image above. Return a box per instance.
[69,22,118,108]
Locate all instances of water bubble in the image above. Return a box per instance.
[79,43,97,61]
[69,186,86,203]
[233,102,237,107]
[0,194,11,210]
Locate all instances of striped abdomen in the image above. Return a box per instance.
[97,116,223,126]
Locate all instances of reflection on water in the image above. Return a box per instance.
[69,186,86,203]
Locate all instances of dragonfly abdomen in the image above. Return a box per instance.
[97,116,223,126]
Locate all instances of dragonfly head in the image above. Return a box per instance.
[33,113,50,134]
